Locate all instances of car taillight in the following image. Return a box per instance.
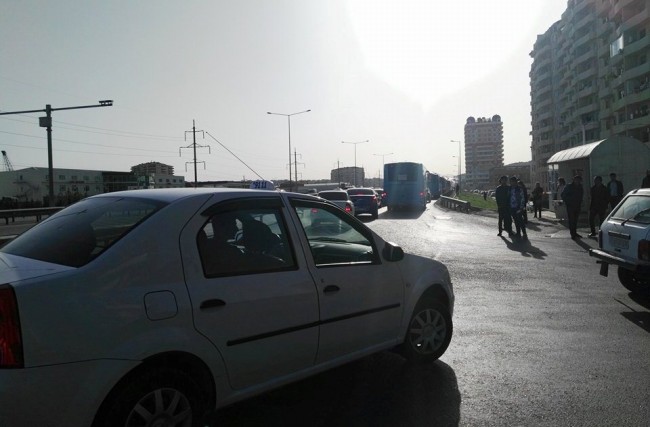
[0,285,23,368]
[598,230,603,249]
[345,204,352,213]
[639,240,650,261]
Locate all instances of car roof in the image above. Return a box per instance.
[88,188,315,203]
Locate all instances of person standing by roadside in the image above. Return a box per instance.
[495,176,513,236]
[588,175,609,238]
[641,169,650,188]
[531,182,544,219]
[517,180,529,224]
[509,176,527,238]
[556,177,566,201]
[607,172,624,211]
[562,175,584,239]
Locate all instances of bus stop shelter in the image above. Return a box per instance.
[547,136,650,218]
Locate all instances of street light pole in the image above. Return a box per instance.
[267,109,311,191]
[0,100,113,206]
[372,152,393,180]
[341,140,368,186]
[451,139,462,193]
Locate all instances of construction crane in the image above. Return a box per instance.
[2,150,14,171]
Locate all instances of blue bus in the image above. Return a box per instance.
[426,172,441,200]
[383,162,427,211]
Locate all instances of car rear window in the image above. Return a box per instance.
[319,192,348,201]
[610,195,650,224]
[347,189,373,196]
[1,197,165,267]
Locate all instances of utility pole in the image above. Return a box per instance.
[293,149,305,185]
[0,100,113,206]
[180,120,210,187]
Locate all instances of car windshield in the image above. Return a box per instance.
[1,197,166,267]
[319,192,348,201]
[611,195,650,224]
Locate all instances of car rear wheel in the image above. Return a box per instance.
[400,298,452,363]
[617,267,650,294]
[93,367,207,427]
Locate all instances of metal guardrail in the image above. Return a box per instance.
[438,196,471,213]
[0,207,64,225]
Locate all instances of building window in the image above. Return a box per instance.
[59,175,66,180]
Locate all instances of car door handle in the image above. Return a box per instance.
[323,285,340,293]
[200,299,226,309]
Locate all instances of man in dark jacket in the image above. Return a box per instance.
[495,176,512,236]
[588,175,609,238]
[607,172,624,210]
[562,175,584,239]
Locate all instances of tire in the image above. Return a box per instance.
[372,208,379,220]
[617,267,650,294]
[93,367,208,427]
[400,298,452,363]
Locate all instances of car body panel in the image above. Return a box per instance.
[0,188,454,426]
[589,189,650,278]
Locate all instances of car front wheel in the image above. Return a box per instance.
[618,267,650,294]
[400,298,452,363]
[93,367,207,427]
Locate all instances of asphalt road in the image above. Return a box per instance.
[210,202,650,426]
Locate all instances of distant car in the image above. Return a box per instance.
[374,188,386,207]
[0,188,454,426]
[347,187,380,219]
[317,189,355,215]
[589,188,650,294]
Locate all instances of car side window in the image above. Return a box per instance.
[291,200,377,267]
[198,206,296,277]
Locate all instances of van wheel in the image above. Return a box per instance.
[618,267,650,294]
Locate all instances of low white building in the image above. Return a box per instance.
[0,166,185,206]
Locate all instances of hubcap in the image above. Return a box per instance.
[126,388,192,427]
[409,308,446,354]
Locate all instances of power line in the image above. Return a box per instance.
[205,131,264,181]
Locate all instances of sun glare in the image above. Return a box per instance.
[345,0,549,107]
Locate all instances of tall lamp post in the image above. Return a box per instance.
[451,139,462,193]
[267,109,311,190]
[373,152,393,181]
[341,139,368,186]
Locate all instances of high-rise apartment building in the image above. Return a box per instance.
[463,115,505,190]
[529,0,650,188]
[131,162,175,176]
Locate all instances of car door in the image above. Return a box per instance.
[180,195,319,390]
[289,198,404,364]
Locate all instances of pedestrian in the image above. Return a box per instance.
[509,176,527,239]
[483,191,487,200]
[588,175,609,238]
[495,176,513,236]
[556,177,566,201]
[607,172,624,210]
[641,169,650,188]
[518,180,529,224]
[561,175,584,239]
[531,182,544,219]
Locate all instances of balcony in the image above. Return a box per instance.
[576,66,596,81]
[624,61,650,81]
[624,34,650,57]
[621,5,648,31]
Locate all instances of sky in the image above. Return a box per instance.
[0,0,568,183]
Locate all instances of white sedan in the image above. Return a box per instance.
[0,188,454,427]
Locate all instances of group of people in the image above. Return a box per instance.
[495,175,531,239]
[494,169,650,241]
[560,170,649,239]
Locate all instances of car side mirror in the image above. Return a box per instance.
[382,241,404,262]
